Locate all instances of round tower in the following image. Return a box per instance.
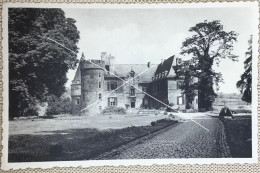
[80,59,105,115]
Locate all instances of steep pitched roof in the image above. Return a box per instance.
[110,64,157,83]
[154,55,175,76]
[71,56,176,85]
[71,64,81,84]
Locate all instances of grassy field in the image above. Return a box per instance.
[220,116,252,158]
[9,114,171,135]
[9,118,178,162]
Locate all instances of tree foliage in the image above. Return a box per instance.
[179,20,238,111]
[9,8,80,119]
[237,35,252,103]
[46,95,72,115]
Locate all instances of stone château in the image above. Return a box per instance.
[71,52,198,115]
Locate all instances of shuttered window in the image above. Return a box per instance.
[108,97,117,106]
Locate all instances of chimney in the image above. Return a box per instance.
[101,52,107,61]
[161,59,164,64]
[109,55,115,74]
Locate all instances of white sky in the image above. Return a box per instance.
[63,5,256,94]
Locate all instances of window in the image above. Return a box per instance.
[111,82,118,90]
[107,82,110,90]
[76,80,80,84]
[99,106,102,110]
[98,73,101,77]
[177,81,183,89]
[142,86,147,92]
[99,93,102,99]
[99,82,101,88]
[75,99,79,105]
[130,88,135,96]
[131,101,135,108]
[108,97,117,106]
[177,96,184,105]
[82,81,85,88]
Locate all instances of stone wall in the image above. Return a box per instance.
[71,95,81,115]
[80,60,105,115]
[71,83,81,115]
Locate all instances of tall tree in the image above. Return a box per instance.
[9,8,80,119]
[180,20,238,111]
[237,35,252,103]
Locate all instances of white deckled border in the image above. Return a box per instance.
[0,1,259,172]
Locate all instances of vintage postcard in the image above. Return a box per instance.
[1,1,259,170]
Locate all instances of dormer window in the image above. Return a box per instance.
[165,70,168,76]
[105,65,110,72]
[111,82,118,90]
[130,70,135,77]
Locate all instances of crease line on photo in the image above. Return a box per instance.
[80,63,159,112]
[46,37,211,132]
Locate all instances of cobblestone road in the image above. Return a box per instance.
[99,118,231,159]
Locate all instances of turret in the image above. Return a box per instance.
[71,63,82,115]
[80,59,105,115]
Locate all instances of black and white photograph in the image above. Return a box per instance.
[1,2,259,170]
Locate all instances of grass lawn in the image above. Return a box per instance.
[9,114,170,135]
[220,116,252,158]
[9,118,178,162]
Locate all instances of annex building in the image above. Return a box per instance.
[71,52,198,115]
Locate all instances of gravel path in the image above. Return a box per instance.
[98,118,231,159]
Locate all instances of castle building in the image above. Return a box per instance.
[71,52,198,115]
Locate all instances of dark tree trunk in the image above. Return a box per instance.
[198,57,216,112]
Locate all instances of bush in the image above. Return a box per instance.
[102,107,126,114]
[46,95,72,115]
[156,119,172,124]
[9,101,39,120]
[151,118,177,126]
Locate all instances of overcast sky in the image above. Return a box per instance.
[63,4,257,94]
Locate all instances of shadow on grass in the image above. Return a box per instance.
[9,119,178,162]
